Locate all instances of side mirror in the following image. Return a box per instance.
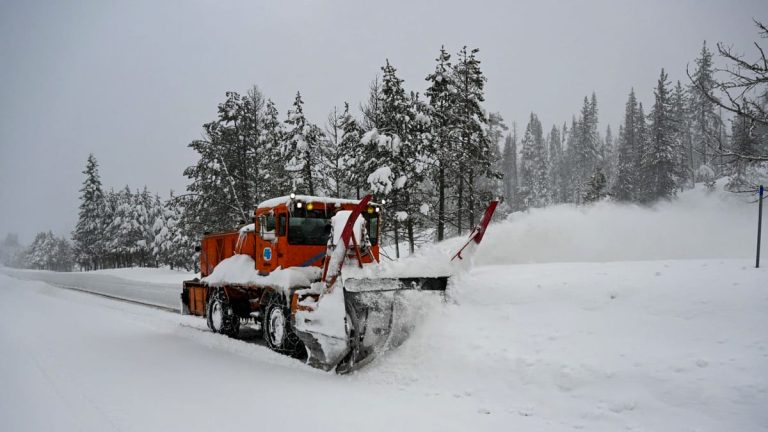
[194,246,201,252]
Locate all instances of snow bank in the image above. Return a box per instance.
[361,259,768,432]
[201,254,320,289]
[474,183,762,265]
[85,267,196,285]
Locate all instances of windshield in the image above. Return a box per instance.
[288,217,331,245]
[287,212,380,246]
[364,214,379,245]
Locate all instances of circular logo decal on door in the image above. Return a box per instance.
[263,247,273,261]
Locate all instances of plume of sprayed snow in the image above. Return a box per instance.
[473,181,760,265]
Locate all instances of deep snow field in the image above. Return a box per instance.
[1,183,766,431]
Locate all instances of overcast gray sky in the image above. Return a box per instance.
[1,0,765,243]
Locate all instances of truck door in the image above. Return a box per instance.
[256,212,277,274]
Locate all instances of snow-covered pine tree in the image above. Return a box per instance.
[101,188,118,268]
[166,192,196,270]
[52,236,75,272]
[216,90,261,214]
[261,98,289,199]
[424,46,458,241]
[672,80,693,187]
[0,234,22,267]
[134,187,158,266]
[72,154,106,270]
[583,167,608,203]
[368,59,423,256]
[501,129,519,211]
[360,77,383,131]
[518,113,550,209]
[548,125,563,204]
[183,87,279,240]
[556,122,571,204]
[562,118,577,202]
[643,69,680,202]
[283,91,326,195]
[184,121,245,235]
[483,112,508,206]
[612,89,640,201]
[634,102,650,201]
[570,94,601,203]
[105,186,143,267]
[152,192,195,270]
[337,103,365,199]
[321,106,352,198]
[26,231,56,270]
[687,42,719,173]
[24,231,74,271]
[452,46,492,231]
[152,196,170,266]
[603,125,616,192]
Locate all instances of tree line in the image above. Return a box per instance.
[27,21,766,272]
[67,155,196,271]
[180,46,502,257]
[0,233,75,271]
[180,32,767,263]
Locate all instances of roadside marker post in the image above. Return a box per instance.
[758,185,764,269]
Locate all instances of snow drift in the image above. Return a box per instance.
[473,182,760,265]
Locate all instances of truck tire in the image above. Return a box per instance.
[206,288,240,337]
[262,292,304,357]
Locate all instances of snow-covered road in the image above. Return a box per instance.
[0,267,181,310]
[1,259,767,431]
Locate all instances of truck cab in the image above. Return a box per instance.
[183,195,382,321]
[250,195,381,274]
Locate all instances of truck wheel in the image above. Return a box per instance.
[263,293,304,357]
[206,288,240,337]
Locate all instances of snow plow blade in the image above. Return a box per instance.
[336,276,448,374]
[295,276,448,374]
[295,198,497,373]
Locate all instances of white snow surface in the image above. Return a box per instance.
[295,283,349,362]
[2,183,767,431]
[239,223,255,233]
[86,266,196,285]
[367,166,394,194]
[1,259,766,431]
[257,194,365,209]
[201,254,321,289]
[331,210,364,245]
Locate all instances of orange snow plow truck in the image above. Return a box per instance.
[181,194,498,373]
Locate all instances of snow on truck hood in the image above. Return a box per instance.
[201,254,321,289]
[256,195,380,209]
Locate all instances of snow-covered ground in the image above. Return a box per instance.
[86,267,196,285]
[1,258,766,431]
[1,183,766,430]
[0,267,184,310]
